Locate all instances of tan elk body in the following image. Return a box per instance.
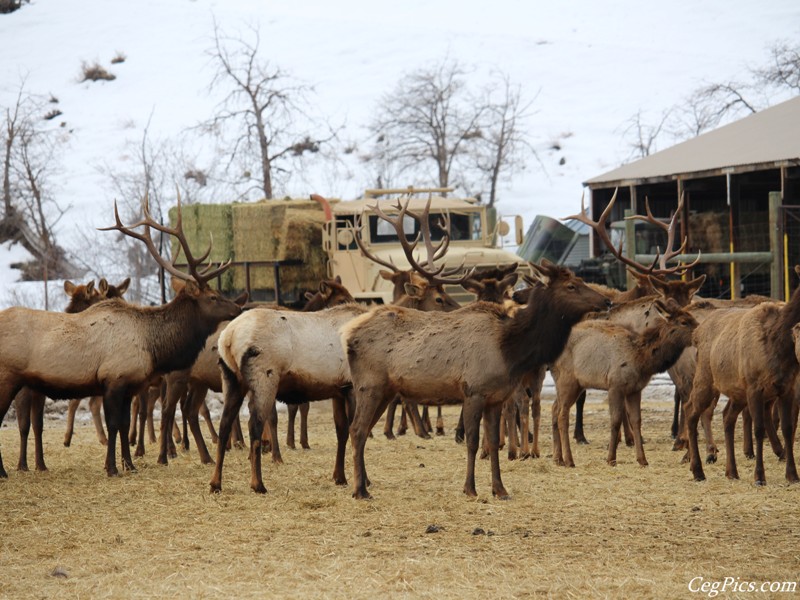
[551,299,698,468]
[342,260,610,500]
[685,267,800,485]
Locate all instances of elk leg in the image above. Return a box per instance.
[622,406,634,447]
[199,399,218,444]
[349,386,388,500]
[779,394,799,483]
[741,407,754,459]
[89,396,107,445]
[671,387,681,440]
[573,390,589,444]
[30,391,46,472]
[764,400,784,460]
[701,394,719,464]
[625,392,647,466]
[503,397,519,461]
[746,392,767,486]
[231,414,245,450]
[15,390,31,472]
[247,397,271,494]
[685,373,716,482]
[435,406,445,436]
[286,404,298,449]
[64,398,80,447]
[722,398,744,480]
[135,389,151,458]
[516,385,531,460]
[331,396,349,485]
[104,394,122,476]
[158,379,185,465]
[147,391,159,445]
[531,385,541,459]
[264,401,282,464]
[0,385,20,478]
[607,389,625,467]
[187,384,213,465]
[397,402,408,436]
[483,402,510,499]
[405,401,431,439]
[382,397,399,440]
[555,381,581,467]
[454,408,465,444]
[128,394,139,446]
[462,398,483,498]
[180,391,191,451]
[299,402,310,449]
[120,393,136,472]
[210,362,246,493]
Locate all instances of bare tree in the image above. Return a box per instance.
[1,79,76,303]
[754,40,800,93]
[199,21,337,200]
[619,108,673,160]
[469,74,539,207]
[365,59,486,192]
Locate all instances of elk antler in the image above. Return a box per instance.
[355,195,475,286]
[99,189,232,288]
[563,189,699,277]
[625,193,701,274]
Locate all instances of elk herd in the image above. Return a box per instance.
[0,189,799,501]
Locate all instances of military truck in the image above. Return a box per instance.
[172,187,527,305]
[321,187,528,304]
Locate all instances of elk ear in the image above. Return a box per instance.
[500,272,519,290]
[116,278,131,296]
[647,275,667,294]
[98,278,109,295]
[334,275,342,284]
[379,270,396,281]
[686,274,706,298]
[304,291,315,301]
[403,282,424,299]
[85,280,96,294]
[64,281,76,295]
[170,277,186,293]
[527,262,551,287]
[319,281,332,297]
[461,278,485,295]
[181,279,201,297]
[234,291,249,306]
[794,265,800,279]
[653,299,670,320]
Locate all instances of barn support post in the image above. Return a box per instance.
[769,191,782,300]
[624,208,636,290]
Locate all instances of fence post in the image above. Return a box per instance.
[769,191,782,300]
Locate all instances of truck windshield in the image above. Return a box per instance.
[368,213,472,243]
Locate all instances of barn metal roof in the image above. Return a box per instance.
[584,95,800,187]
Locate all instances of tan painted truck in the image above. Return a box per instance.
[319,187,528,304]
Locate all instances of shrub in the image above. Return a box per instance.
[80,62,116,82]
[110,52,126,65]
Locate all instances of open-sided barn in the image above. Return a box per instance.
[584,95,800,299]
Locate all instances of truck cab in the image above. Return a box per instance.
[322,187,527,304]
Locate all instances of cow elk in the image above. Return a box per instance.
[685,266,800,486]
[0,192,241,479]
[342,258,610,500]
[550,298,698,468]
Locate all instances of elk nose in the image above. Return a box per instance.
[605,299,613,309]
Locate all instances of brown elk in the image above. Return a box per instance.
[685,266,800,486]
[62,277,131,448]
[564,190,702,445]
[551,298,698,468]
[0,194,241,479]
[157,277,350,467]
[352,201,465,441]
[342,259,611,500]
[209,198,470,495]
[14,277,131,472]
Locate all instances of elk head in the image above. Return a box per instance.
[302,276,355,311]
[98,277,131,300]
[99,191,242,324]
[63,280,100,313]
[355,195,472,312]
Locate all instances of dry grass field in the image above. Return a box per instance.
[1,390,799,599]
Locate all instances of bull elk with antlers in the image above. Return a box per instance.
[0,193,241,478]
[342,258,610,499]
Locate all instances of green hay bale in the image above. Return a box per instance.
[168,203,235,291]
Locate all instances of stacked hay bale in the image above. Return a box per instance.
[169,199,329,299]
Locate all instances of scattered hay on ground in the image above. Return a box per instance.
[1,393,798,599]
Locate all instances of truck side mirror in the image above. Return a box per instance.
[515,215,524,246]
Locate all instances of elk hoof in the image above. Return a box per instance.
[672,440,687,451]
[384,432,396,440]
[507,452,517,461]
[463,487,478,498]
[705,454,717,464]
[744,452,755,460]
[692,471,706,482]
[63,440,71,448]
[301,443,311,450]
[754,479,766,487]
[287,442,296,450]
[333,475,348,486]
[17,464,29,472]
[493,490,511,500]
[519,452,531,461]
[576,437,589,445]
[252,483,267,494]
[353,489,372,500]
[271,456,284,465]
[99,439,108,446]
[436,428,445,436]
[607,460,616,467]
[209,483,221,494]
[454,432,464,444]
[638,459,649,467]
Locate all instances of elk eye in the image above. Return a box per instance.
[567,283,576,291]
[436,297,444,304]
